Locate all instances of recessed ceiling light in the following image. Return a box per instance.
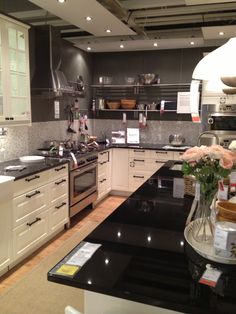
[190,41,195,45]
[120,44,124,49]
[85,16,92,21]
[153,42,158,47]
[219,31,225,36]
[87,47,91,51]
[57,0,66,3]
[106,29,111,33]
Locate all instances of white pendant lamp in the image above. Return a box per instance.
[192,37,236,80]
[190,37,236,123]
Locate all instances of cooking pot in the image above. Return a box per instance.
[169,134,185,146]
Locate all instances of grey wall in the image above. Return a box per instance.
[30,33,92,123]
[91,47,213,85]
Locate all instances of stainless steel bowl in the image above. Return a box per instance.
[139,73,159,85]
[169,134,185,146]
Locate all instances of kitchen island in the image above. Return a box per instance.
[48,161,236,314]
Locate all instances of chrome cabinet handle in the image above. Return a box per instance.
[27,217,41,227]
[26,190,40,198]
[55,179,66,185]
[55,202,66,209]
[133,159,144,162]
[25,175,40,182]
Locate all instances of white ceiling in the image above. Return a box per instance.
[6,0,236,52]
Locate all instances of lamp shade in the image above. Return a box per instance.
[192,37,236,80]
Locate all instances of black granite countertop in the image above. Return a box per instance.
[0,158,69,180]
[109,143,191,151]
[48,161,236,314]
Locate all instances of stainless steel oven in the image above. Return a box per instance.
[201,103,236,147]
[69,153,98,218]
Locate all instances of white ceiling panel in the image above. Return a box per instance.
[202,25,236,39]
[185,0,236,5]
[29,0,136,36]
[73,37,206,52]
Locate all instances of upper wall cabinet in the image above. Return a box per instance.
[0,14,31,126]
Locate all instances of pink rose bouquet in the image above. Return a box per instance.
[182,145,236,205]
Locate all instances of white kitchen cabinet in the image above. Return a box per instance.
[0,14,31,125]
[97,150,111,201]
[111,148,129,192]
[11,163,69,266]
[0,199,12,274]
[173,151,184,161]
[48,173,69,234]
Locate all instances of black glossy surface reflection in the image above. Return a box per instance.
[48,161,236,314]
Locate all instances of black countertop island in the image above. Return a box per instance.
[48,161,236,314]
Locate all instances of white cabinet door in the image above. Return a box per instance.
[13,210,48,262]
[12,184,49,228]
[48,174,69,233]
[111,148,129,191]
[48,197,68,234]
[0,14,31,125]
[0,200,12,273]
[98,150,112,200]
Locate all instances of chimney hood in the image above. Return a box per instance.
[31,25,73,96]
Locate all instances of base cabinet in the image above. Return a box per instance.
[0,200,12,274]
[97,150,111,201]
[10,164,69,267]
[111,148,129,191]
[85,291,182,314]
[13,210,48,261]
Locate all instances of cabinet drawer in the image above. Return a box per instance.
[13,185,49,228]
[150,150,174,161]
[48,197,68,234]
[129,149,150,159]
[129,171,150,191]
[48,164,68,181]
[13,210,48,261]
[48,175,68,206]
[98,150,109,163]
[13,170,49,197]
[98,161,108,176]
[173,151,184,161]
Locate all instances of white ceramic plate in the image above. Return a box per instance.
[184,219,236,264]
[19,156,45,163]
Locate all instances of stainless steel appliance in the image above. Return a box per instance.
[69,152,98,218]
[201,103,236,148]
[39,142,99,219]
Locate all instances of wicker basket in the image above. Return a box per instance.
[184,175,196,196]
[106,101,120,109]
[120,99,136,109]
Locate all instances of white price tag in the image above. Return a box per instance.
[173,178,184,198]
[199,265,222,287]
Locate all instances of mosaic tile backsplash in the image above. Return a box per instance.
[0,119,201,162]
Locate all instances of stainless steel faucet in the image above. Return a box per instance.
[197,131,220,146]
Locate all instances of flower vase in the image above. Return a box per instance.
[192,183,216,243]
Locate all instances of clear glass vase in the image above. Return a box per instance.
[192,183,216,243]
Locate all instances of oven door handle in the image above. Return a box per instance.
[72,163,97,174]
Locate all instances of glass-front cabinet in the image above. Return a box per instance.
[0,14,31,125]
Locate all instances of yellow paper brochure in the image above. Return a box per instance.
[56,264,80,277]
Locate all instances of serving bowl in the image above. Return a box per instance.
[217,201,236,223]
[120,99,136,109]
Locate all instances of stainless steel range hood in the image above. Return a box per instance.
[31,25,73,96]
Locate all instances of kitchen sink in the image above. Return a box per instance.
[0,175,15,200]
